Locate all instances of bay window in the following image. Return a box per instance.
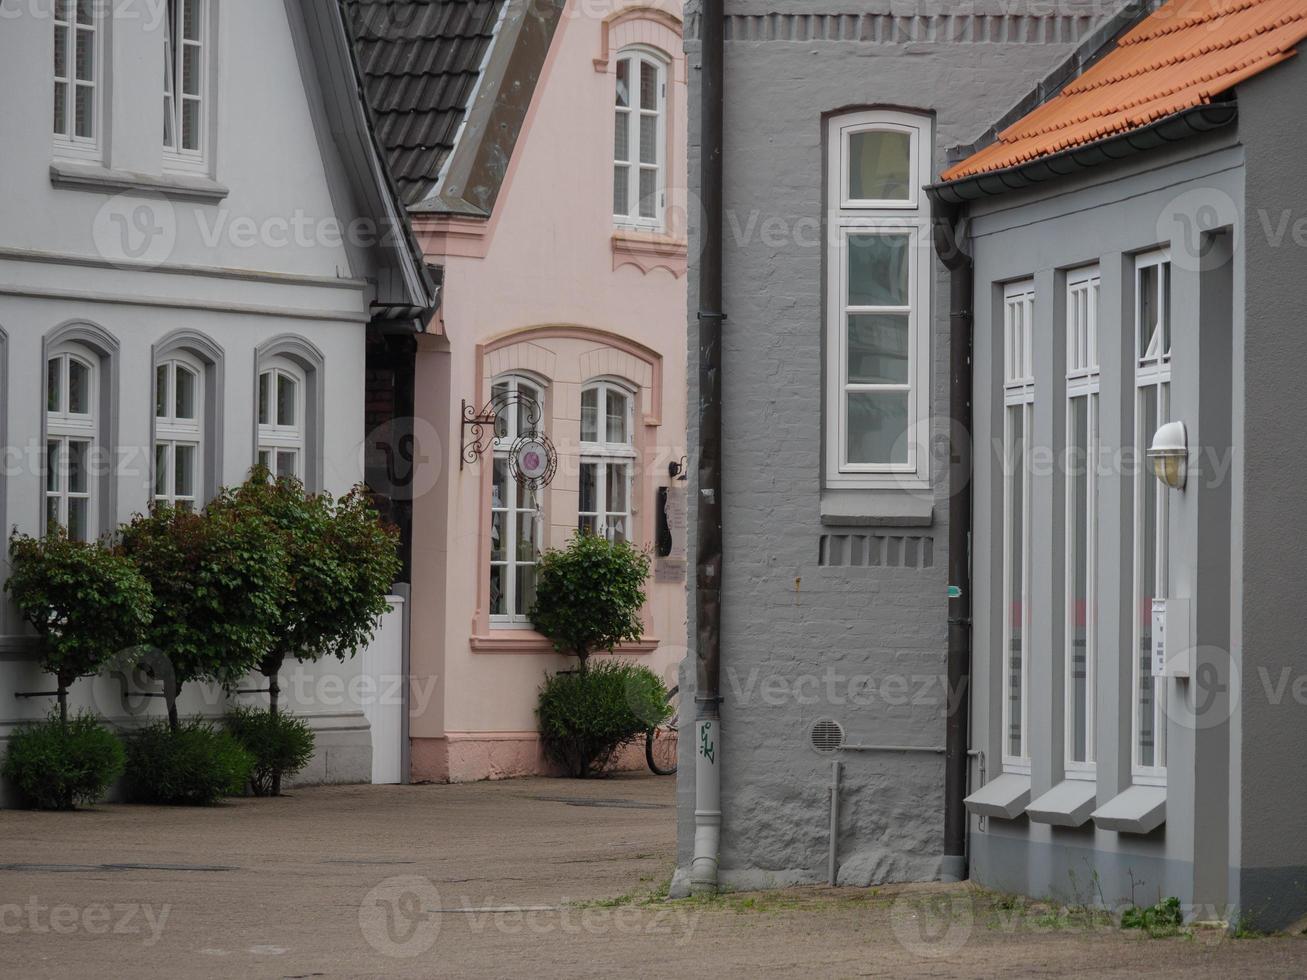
[1002,280,1035,771]
[1133,250,1172,782]
[1065,268,1100,774]
[45,347,97,540]
[490,375,543,625]
[826,109,932,488]
[579,381,636,542]
[613,48,667,228]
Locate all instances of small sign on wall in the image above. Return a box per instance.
[1151,597,1192,678]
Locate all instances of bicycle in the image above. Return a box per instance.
[645,684,679,775]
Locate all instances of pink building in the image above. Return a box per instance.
[351,0,688,781]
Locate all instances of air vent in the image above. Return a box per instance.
[810,719,845,753]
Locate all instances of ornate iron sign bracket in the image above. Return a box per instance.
[460,391,558,491]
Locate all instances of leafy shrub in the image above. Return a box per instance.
[1121,896,1184,938]
[6,530,153,721]
[537,661,670,778]
[123,720,254,805]
[226,706,315,797]
[530,533,651,669]
[2,713,125,810]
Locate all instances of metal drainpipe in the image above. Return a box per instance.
[930,195,974,883]
[691,0,726,897]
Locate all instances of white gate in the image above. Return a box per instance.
[360,595,405,784]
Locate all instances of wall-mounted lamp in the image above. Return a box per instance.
[1147,421,1188,490]
[669,456,689,482]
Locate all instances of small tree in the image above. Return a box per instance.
[530,532,651,670]
[216,472,400,793]
[119,503,289,731]
[6,530,153,723]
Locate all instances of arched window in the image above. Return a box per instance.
[613,47,667,229]
[490,375,543,625]
[154,353,204,510]
[257,357,305,480]
[45,345,98,540]
[579,380,635,542]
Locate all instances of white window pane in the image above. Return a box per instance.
[54,80,68,135]
[46,496,60,533]
[489,564,505,615]
[639,60,657,111]
[1139,264,1159,359]
[1006,405,1026,759]
[175,365,197,419]
[277,373,296,427]
[67,498,89,542]
[848,130,911,201]
[639,114,656,165]
[613,165,630,216]
[615,58,629,108]
[54,24,68,79]
[638,168,656,219]
[1137,385,1159,768]
[67,441,89,494]
[46,441,60,494]
[606,390,629,444]
[605,463,628,514]
[1068,396,1090,764]
[75,0,93,26]
[47,358,61,413]
[579,515,598,536]
[155,443,169,497]
[155,365,169,419]
[492,455,507,507]
[183,0,200,41]
[847,234,909,307]
[74,84,93,139]
[68,358,90,414]
[581,388,599,442]
[614,111,629,162]
[258,372,271,425]
[490,511,505,561]
[515,565,536,617]
[847,314,909,385]
[181,44,199,97]
[175,444,195,497]
[847,390,909,466]
[276,450,298,479]
[181,98,200,151]
[579,462,597,519]
[517,386,539,436]
[257,449,271,472]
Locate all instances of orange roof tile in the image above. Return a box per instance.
[941,0,1307,182]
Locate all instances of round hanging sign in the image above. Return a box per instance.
[509,434,558,490]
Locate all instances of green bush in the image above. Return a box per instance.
[537,661,670,778]
[225,706,315,797]
[123,720,254,805]
[2,713,125,810]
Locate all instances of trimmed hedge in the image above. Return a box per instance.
[124,719,254,805]
[2,713,125,810]
[537,661,670,778]
[226,706,315,797]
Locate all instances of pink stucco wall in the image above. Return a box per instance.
[408,0,688,782]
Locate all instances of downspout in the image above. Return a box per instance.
[930,195,974,883]
[692,0,725,897]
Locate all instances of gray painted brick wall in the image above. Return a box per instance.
[678,0,1126,890]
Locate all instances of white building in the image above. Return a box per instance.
[0,0,435,803]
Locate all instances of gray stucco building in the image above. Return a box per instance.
[934,0,1307,931]
[675,1,1128,893]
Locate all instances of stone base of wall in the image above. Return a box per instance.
[410,732,652,783]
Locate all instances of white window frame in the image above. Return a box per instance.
[1064,267,1100,778]
[45,345,98,541]
[490,375,545,628]
[256,358,306,481]
[612,46,668,230]
[52,0,104,161]
[579,380,638,542]
[162,0,211,172]
[1001,281,1035,773]
[1132,249,1172,786]
[154,353,204,510]
[825,109,932,489]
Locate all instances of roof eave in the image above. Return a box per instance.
[926,102,1238,207]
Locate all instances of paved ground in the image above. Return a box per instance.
[2,774,1307,978]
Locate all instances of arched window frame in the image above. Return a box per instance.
[256,356,307,480]
[579,379,638,542]
[489,373,546,627]
[42,323,119,542]
[153,351,205,510]
[153,329,224,507]
[254,335,324,490]
[612,45,669,231]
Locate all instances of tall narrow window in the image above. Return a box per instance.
[154,356,203,510]
[257,360,304,480]
[490,376,543,626]
[1133,250,1171,782]
[613,49,667,228]
[826,110,932,488]
[579,381,636,542]
[46,348,97,541]
[1002,281,1035,771]
[1065,268,1100,774]
[163,0,207,167]
[53,0,101,156]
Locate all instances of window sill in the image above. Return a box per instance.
[1091,785,1166,834]
[50,162,229,202]
[964,772,1031,820]
[820,488,934,527]
[470,631,661,655]
[1026,778,1098,827]
[611,229,687,278]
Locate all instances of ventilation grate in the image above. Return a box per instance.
[819,533,934,569]
[810,718,845,753]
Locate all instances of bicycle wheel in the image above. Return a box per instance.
[646,685,679,776]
